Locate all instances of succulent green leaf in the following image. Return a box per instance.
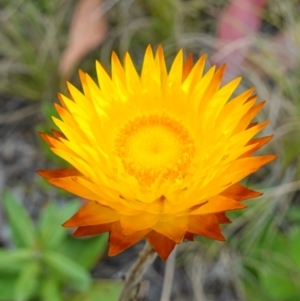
[41,276,62,301]
[2,190,36,248]
[0,273,16,300]
[39,200,80,250]
[60,233,108,269]
[0,249,34,271]
[42,251,91,291]
[14,261,40,301]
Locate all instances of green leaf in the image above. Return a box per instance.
[42,251,91,291]
[0,249,34,271]
[286,205,300,222]
[261,269,300,300]
[60,234,108,269]
[0,272,16,300]
[2,190,36,248]
[39,200,80,250]
[69,280,122,301]
[41,277,62,301]
[243,281,268,301]
[14,261,40,301]
[289,227,300,270]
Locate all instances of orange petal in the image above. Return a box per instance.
[57,93,70,110]
[73,223,112,237]
[190,195,246,215]
[184,232,195,241]
[215,212,231,224]
[236,101,265,132]
[108,222,150,256]
[39,132,56,147]
[63,201,119,227]
[46,176,100,201]
[182,54,206,92]
[242,135,274,158]
[146,230,176,261]
[120,213,161,235]
[154,45,167,84]
[152,216,188,243]
[51,129,66,139]
[220,183,262,201]
[182,53,193,81]
[224,155,277,182]
[37,168,81,180]
[202,64,226,100]
[188,214,225,241]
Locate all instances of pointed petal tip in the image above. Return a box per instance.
[72,227,97,237]
[255,191,263,197]
[62,219,74,228]
[263,154,277,164]
[72,229,86,237]
[108,246,121,257]
[111,51,118,58]
[216,63,227,81]
[145,45,154,57]
[156,44,163,51]
[215,212,232,224]
[95,60,103,71]
[36,169,46,178]
[199,53,207,61]
[111,51,120,66]
[146,231,176,261]
[38,132,54,146]
[218,233,226,241]
[155,45,164,58]
[78,68,84,75]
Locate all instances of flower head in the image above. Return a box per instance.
[38,46,275,260]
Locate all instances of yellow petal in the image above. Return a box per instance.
[120,213,161,235]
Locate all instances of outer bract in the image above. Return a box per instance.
[38,46,275,260]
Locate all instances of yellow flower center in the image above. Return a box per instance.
[115,113,194,184]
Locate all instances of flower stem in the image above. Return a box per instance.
[119,241,157,301]
[160,246,177,301]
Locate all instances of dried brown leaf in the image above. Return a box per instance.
[59,0,107,79]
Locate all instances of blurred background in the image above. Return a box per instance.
[0,0,299,300]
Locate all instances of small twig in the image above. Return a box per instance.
[0,105,39,124]
[160,246,177,301]
[119,241,157,301]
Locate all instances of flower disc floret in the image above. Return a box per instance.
[114,113,194,184]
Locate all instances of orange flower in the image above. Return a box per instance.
[38,46,275,260]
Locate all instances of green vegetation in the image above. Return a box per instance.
[1,0,300,300]
[0,191,116,301]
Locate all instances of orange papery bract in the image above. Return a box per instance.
[38,46,275,260]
